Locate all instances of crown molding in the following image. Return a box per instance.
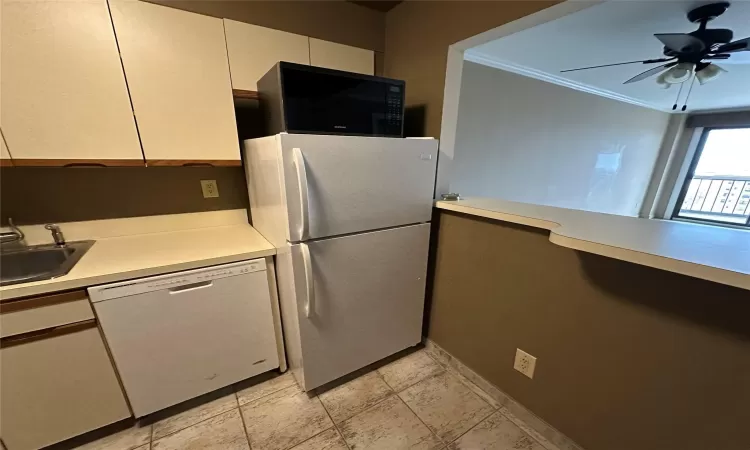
[464,50,671,113]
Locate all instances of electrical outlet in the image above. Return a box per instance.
[200,180,219,198]
[514,348,537,379]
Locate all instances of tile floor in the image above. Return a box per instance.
[75,349,550,450]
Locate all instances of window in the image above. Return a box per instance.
[673,127,750,227]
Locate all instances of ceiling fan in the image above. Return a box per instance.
[561,2,749,110]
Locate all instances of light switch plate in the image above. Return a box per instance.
[200,180,219,198]
[514,348,537,379]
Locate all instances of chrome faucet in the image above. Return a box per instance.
[45,224,66,247]
[0,218,26,248]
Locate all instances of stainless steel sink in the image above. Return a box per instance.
[0,241,95,286]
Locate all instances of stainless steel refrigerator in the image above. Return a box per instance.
[243,134,438,391]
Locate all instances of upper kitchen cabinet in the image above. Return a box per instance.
[110,1,240,165]
[309,38,374,75]
[1,0,143,166]
[224,20,310,91]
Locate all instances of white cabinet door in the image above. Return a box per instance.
[309,38,374,75]
[1,0,143,163]
[224,20,310,91]
[1,326,131,450]
[110,1,240,164]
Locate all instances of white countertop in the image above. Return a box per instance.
[436,198,750,291]
[0,212,275,300]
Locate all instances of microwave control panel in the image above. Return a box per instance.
[385,85,404,134]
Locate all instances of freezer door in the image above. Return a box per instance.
[281,135,437,242]
[291,223,430,390]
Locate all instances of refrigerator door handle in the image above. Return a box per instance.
[300,243,315,318]
[293,147,310,240]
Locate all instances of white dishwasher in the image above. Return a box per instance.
[88,259,280,417]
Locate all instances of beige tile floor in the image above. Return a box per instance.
[75,349,548,450]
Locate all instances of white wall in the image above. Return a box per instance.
[452,61,671,216]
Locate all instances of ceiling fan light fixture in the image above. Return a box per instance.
[661,62,694,84]
[656,70,673,89]
[696,63,726,84]
[656,69,674,88]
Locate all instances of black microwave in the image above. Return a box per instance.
[257,62,405,138]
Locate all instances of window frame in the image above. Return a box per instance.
[671,126,750,229]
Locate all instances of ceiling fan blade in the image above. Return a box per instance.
[705,53,731,59]
[623,62,677,84]
[654,33,706,53]
[714,37,750,53]
[560,58,673,73]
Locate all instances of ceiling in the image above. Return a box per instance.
[466,1,750,112]
[349,1,402,12]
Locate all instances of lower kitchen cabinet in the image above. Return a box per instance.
[0,292,130,450]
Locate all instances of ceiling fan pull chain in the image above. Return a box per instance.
[681,74,697,111]
[672,80,685,111]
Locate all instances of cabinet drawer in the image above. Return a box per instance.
[1,324,131,450]
[0,290,94,339]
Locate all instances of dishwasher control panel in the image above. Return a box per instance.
[196,263,260,280]
[88,259,267,302]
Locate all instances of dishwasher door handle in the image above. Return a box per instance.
[168,281,213,294]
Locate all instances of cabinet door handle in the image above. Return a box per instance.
[0,319,96,348]
[63,163,107,168]
[0,290,87,314]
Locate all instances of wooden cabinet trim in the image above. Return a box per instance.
[0,319,97,348]
[0,290,89,314]
[7,159,244,167]
[147,159,242,167]
[11,159,146,167]
[232,89,260,100]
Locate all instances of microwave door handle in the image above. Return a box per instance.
[293,147,310,240]
[300,243,314,318]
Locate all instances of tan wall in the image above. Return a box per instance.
[384,1,557,137]
[1,167,248,225]
[147,1,385,52]
[453,62,671,216]
[429,210,750,450]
